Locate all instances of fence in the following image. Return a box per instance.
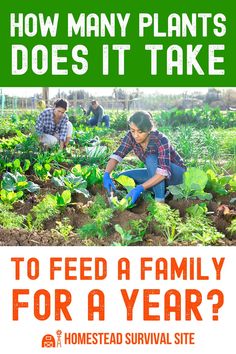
[0,94,143,116]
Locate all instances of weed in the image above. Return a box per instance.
[0,204,25,229]
[52,217,74,241]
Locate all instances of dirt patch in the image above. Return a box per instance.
[62,207,91,229]
[168,199,201,217]
[214,192,236,205]
[112,210,147,229]
[89,184,106,196]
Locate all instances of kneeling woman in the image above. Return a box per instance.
[103,111,186,204]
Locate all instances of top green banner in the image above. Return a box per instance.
[1,0,236,87]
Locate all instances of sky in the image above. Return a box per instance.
[0,87,212,98]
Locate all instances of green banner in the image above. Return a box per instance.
[1,0,236,86]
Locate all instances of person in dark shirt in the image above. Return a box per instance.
[86,100,110,128]
[103,111,186,204]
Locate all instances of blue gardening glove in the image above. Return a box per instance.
[103,172,116,193]
[126,185,145,205]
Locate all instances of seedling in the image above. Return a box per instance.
[113,224,143,246]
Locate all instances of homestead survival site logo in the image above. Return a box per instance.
[41,331,196,348]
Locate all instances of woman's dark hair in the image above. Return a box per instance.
[129,111,154,132]
[54,98,68,110]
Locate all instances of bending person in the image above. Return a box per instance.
[86,100,110,128]
[35,98,69,149]
[103,111,186,204]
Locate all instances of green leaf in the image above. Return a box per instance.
[13,159,21,169]
[53,169,66,177]
[61,190,71,205]
[23,159,31,172]
[2,172,16,191]
[184,168,208,191]
[44,163,51,171]
[115,175,135,192]
[111,196,133,211]
[115,224,125,236]
[85,145,107,158]
[52,176,65,187]
[17,181,28,188]
[71,164,82,176]
[186,203,207,217]
[26,181,40,193]
[74,188,90,198]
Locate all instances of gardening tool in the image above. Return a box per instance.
[107,190,114,206]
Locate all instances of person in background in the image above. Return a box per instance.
[103,111,186,204]
[36,99,46,110]
[86,100,110,128]
[35,98,69,149]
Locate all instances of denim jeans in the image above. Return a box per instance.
[118,155,185,202]
[88,115,110,128]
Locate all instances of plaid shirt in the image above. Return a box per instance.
[35,108,68,142]
[111,130,185,178]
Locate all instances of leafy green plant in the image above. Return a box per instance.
[81,165,103,187]
[86,194,107,218]
[113,224,143,246]
[73,129,96,146]
[0,204,25,229]
[0,189,24,204]
[53,169,67,178]
[27,194,59,230]
[85,145,107,158]
[84,145,108,164]
[110,111,129,131]
[5,158,31,174]
[186,203,208,218]
[71,164,103,187]
[77,223,98,238]
[52,173,89,198]
[77,208,113,239]
[110,196,134,211]
[55,190,72,207]
[33,162,51,180]
[206,169,231,196]
[147,200,182,244]
[177,216,224,245]
[168,167,212,200]
[1,172,40,193]
[128,219,149,239]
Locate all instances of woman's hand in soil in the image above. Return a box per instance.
[126,185,144,205]
[103,172,116,194]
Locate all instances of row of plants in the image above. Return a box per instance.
[0,110,235,246]
[0,165,235,245]
[153,106,236,128]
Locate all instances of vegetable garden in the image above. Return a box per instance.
[0,106,235,246]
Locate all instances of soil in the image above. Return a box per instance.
[0,175,235,246]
